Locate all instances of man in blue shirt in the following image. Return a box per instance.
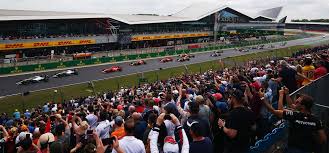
[24,110,31,119]
[13,109,20,120]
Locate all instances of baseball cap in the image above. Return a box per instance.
[117,105,123,111]
[215,102,229,113]
[212,93,223,101]
[86,114,98,129]
[229,89,244,100]
[115,116,124,125]
[153,98,161,104]
[250,82,261,91]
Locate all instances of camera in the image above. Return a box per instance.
[102,137,116,145]
[87,130,93,135]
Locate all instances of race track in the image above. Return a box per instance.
[1,35,328,97]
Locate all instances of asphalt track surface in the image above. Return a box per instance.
[1,35,329,97]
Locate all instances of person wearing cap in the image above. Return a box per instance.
[217,89,255,153]
[13,109,20,120]
[150,113,189,153]
[183,102,212,143]
[112,118,145,153]
[24,110,31,119]
[261,92,327,153]
[111,116,125,139]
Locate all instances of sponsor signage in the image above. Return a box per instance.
[131,32,210,41]
[0,39,96,51]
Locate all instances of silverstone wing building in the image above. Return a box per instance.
[0,3,285,58]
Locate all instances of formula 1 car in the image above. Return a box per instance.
[179,54,195,58]
[177,56,190,62]
[16,75,49,85]
[210,51,222,57]
[130,60,146,66]
[52,69,78,78]
[102,66,122,73]
[160,57,174,63]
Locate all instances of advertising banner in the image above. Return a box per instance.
[131,32,210,41]
[0,39,96,50]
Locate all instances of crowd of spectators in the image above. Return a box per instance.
[0,45,328,153]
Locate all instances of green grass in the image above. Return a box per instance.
[0,45,309,113]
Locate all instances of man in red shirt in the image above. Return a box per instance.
[314,61,328,79]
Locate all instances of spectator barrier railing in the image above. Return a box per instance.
[0,36,299,75]
[249,74,329,153]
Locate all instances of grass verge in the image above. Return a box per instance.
[0,45,309,113]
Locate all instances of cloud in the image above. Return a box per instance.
[0,0,328,20]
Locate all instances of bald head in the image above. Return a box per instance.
[132,112,142,121]
[128,105,135,113]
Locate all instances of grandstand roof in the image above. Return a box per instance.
[254,7,283,21]
[0,3,281,24]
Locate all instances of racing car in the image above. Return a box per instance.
[130,60,146,66]
[160,57,173,63]
[210,51,222,57]
[179,54,195,58]
[102,66,122,73]
[16,75,49,85]
[52,69,78,78]
[177,56,190,62]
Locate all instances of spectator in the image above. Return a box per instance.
[96,111,111,139]
[195,95,212,125]
[111,116,125,139]
[0,125,9,153]
[189,122,213,153]
[13,109,20,120]
[301,58,315,85]
[261,91,327,153]
[314,60,328,79]
[150,113,189,153]
[217,89,255,153]
[183,102,211,143]
[132,112,147,141]
[38,132,55,153]
[112,118,145,153]
[24,110,31,119]
[85,106,98,130]
[52,114,70,153]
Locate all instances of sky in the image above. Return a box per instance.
[0,0,328,21]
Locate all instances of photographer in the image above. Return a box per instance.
[150,113,189,153]
[261,89,327,153]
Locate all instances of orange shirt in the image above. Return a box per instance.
[111,126,126,139]
[302,65,315,85]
